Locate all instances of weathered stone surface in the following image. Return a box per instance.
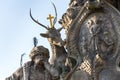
[6,0,120,80]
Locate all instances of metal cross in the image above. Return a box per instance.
[47,14,54,28]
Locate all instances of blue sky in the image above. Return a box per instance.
[0,0,69,80]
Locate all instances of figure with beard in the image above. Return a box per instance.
[5,46,60,80]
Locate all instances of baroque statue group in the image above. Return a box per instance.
[5,0,120,80]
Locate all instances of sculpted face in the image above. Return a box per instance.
[33,54,46,66]
[40,28,64,47]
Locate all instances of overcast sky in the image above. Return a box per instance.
[0,0,69,80]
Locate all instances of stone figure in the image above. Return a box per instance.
[59,0,120,33]
[6,0,120,80]
[59,0,120,80]
[5,46,60,80]
[29,3,69,79]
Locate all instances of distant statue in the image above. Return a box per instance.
[5,46,60,80]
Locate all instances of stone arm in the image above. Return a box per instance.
[5,67,23,80]
[5,61,31,80]
[44,61,60,79]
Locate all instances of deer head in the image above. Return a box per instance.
[30,3,64,46]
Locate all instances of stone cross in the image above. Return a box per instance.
[47,14,54,28]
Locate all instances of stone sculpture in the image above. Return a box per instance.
[29,3,69,79]
[6,0,120,80]
[59,0,120,80]
[5,46,61,80]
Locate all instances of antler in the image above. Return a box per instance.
[51,2,57,27]
[30,9,48,30]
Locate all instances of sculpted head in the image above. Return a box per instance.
[40,28,64,46]
[29,46,49,66]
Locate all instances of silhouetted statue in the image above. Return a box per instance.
[5,46,60,80]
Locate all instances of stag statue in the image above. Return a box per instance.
[30,2,69,79]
